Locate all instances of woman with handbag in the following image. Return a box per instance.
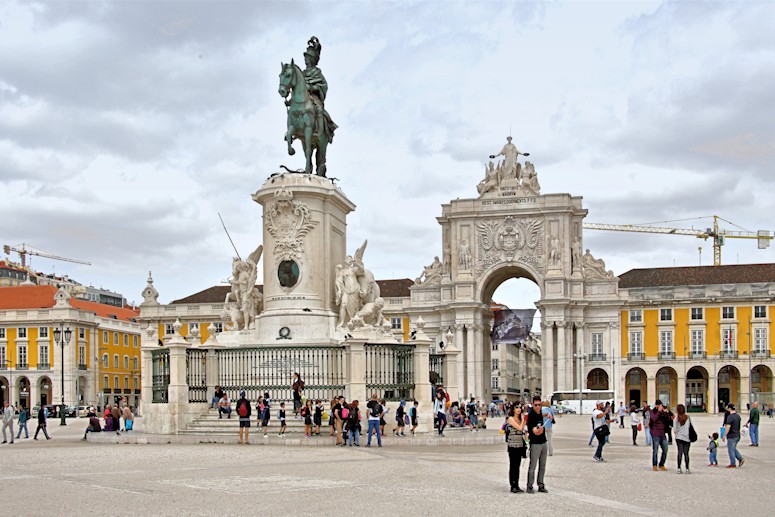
[630,405,641,446]
[674,404,693,474]
[506,404,527,493]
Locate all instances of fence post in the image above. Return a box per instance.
[166,319,191,433]
[140,323,158,417]
[201,323,221,409]
[412,317,434,433]
[345,338,367,404]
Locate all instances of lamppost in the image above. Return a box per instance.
[53,323,72,426]
[747,318,753,407]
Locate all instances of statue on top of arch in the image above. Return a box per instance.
[477,136,541,197]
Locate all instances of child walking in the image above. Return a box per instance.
[707,432,719,466]
[314,400,323,436]
[410,400,419,436]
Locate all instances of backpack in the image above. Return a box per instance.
[341,407,349,420]
[238,400,248,418]
[371,403,383,418]
[349,407,359,424]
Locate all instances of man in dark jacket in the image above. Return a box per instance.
[34,406,51,440]
[649,399,672,470]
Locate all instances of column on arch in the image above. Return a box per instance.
[556,321,567,391]
[541,321,555,398]
[466,324,477,399]
[574,323,585,390]
[455,323,465,399]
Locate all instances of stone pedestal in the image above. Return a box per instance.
[344,339,367,404]
[251,174,355,344]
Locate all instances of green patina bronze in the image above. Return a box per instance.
[278,36,338,176]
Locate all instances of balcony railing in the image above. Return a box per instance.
[77,364,88,370]
[689,351,707,359]
[658,352,676,360]
[627,352,645,361]
[587,353,607,362]
[16,363,29,370]
[103,388,112,394]
[134,389,141,394]
[752,350,771,359]
[36,363,50,370]
[720,350,738,359]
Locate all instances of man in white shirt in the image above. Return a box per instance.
[617,402,627,429]
[433,392,447,437]
[2,401,14,444]
[218,393,232,419]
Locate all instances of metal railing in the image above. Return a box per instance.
[77,364,88,370]
[37,363,50,370]
[215,346,346,403]
[627,352,645,361]
[752,350,771,359]
[658,352,676,360]
[151,349,170,403]
[720,350,738,359]
[587,353,607,362]
[690,351,707,359]
[365,343,415,401]
[186,349,207,403]
[429,353,444,386]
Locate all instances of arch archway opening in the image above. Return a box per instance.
[751,364,773,399]
[656,367,678,408]
[686,366,709,412]
[587,368,609,390]
[38,377,53,407]
[625,367,647,407]
[717,365,741,411]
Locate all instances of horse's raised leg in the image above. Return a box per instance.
[316,137,327,177]
[285,120,296,156]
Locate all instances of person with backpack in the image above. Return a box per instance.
[347,400,361,446]
[313,400,323,436]
[366,394,383,447]
[260,392,271,438]
[236,391,251,445]
[410,400,419,436]
[394,400,406,436]
[467,397,479,433]
[15,406,29,440]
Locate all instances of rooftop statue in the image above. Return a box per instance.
[278,36,338,177]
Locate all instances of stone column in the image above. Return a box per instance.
[474,323,485,400]
[708,373,718,414]
[344,339,367,404]
[412,332,434,433]
[647,375,657,406]
[454,323,465,402]
[465,325,476,399]
[740,373,750,410]
[442,345,461,404]
[677,374,686,408]
[140,324,157,418]
[541,322,554,399]
[556,322,567,391]
[575,323,585,390]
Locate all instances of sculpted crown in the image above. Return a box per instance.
[274,187,294,202]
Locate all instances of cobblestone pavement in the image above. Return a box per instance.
[1,413,770,516]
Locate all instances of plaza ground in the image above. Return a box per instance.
[1,413,770,516]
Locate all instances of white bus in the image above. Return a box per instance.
[551,390,615,415]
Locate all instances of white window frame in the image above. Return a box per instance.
[114,376,119,390]
[629,331,643,354]
[38,344,49,365]
[659,309,673,322]
[124,334,128,347]
[113,355,119,368]
[78,345,86,366]
[103,331,109,343]
[722,328,735,352]
[18,327,27,339]
[17,343,28,366]
[0,328,5,339]
[690,307,703,320]
[124,355,129,370]
[391,318,402,330]
[754,327,767,352]
[213,322,223,333]
[629,310,642,323]
[492,342,499,351]
[124,377,129,390]
[491,376,500,390]
[79,327,85,339]
[591,333,604,356]
[659,330,673,354]
[133,335,138,347]
[491,359,499,371]
[690,329,704,354]
[103,354,109,369]
[133,357,138,370]
[39,326,49,338]
[165,324,174,335]
[722,306,735,319]
[113,333,119,345]
[754,305,767,319]
[103,376,109,390]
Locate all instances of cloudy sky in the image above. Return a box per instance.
[2,0,775,312]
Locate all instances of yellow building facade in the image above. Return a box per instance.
[618,264,775,412]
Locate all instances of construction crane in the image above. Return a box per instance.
[2,243,91,268]
[583,216,773,266]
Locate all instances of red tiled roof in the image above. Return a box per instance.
[619,263,775,288]
[0,261,26,272]
[0,285,139,322]
[376,279,413,298]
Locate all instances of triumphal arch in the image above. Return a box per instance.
[405,137,622,403]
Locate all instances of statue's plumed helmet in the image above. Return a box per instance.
[304,36,321,65]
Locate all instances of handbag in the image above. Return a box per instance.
[637,423,642,432]
[688,422,698,443]
[594,425,610,439]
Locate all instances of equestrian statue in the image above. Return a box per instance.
[278,36,338,176]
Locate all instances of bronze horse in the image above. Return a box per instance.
[278,60,329,176]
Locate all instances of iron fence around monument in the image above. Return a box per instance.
[429,353,444,387]
[215,346,346,403]
[365,343,415,401]
[186,349,207,403]
[151,349,170,403]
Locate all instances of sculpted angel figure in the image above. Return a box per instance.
[224,244,263,330]
[336,240,380,328]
